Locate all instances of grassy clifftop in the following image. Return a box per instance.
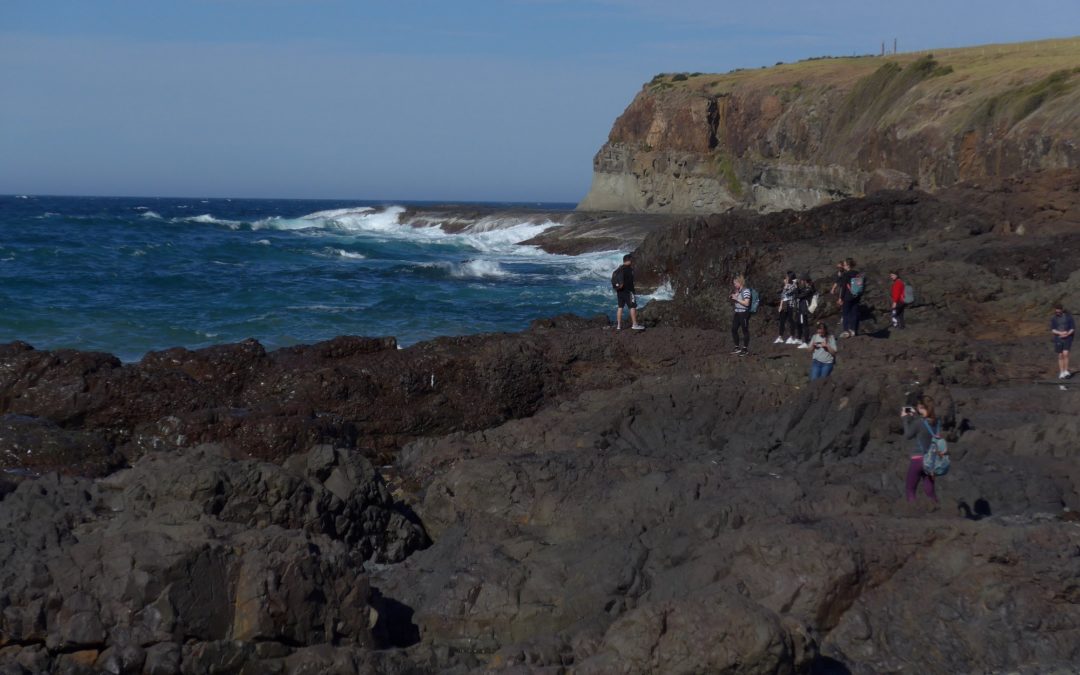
[581,37,1080,213]
[648,37,1080,133]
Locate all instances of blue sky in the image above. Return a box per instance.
[2,1,1078,202]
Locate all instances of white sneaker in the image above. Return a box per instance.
[774,336,784,344]
[631,324,645,331]
[1060,371,1069,379]
[786,337,799,345]
[797,342,811,349]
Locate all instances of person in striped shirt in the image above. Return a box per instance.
[730,275,752,355]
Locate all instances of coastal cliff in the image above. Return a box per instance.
[579,37,1080,213]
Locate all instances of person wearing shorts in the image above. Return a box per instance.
[1051,303,1075,379]
[613,254,644,331]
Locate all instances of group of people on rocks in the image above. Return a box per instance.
[728,258,912,380]
[611,253,1075,511]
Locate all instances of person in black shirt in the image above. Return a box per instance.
[613,254,644,331]
[794,275,816,346]
[838,258,861,338]
[1051,303,1075,379]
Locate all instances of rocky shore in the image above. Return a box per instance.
[3,169,1080,673]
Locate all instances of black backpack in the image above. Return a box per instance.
[611,267,624,291]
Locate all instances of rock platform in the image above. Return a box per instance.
[2,170,1080,673]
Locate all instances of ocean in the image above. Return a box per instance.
[0,195,661,362]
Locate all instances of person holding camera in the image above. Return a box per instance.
[808,321,837,380]
[901,397,940,504]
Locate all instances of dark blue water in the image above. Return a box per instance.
[0,195,654,361]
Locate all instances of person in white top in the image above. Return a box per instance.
[809,321,837,380]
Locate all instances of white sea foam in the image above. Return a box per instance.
[646,279,675,301]
[254,239,271,246]
[140,210,163,220]
[257,205,563,258]
[185,214,242,228]
[134,206,150,210]
[329,248,366,260]
[452,260,508,278]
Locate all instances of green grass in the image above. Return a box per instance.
[967,67,1080,128]
[641,37,1080,137]
[712,152,743,197]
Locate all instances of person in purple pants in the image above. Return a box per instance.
[901,396,940,503]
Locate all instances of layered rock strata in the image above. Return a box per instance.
[579,38,1080,213]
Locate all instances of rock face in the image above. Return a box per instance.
[0,445,432,674]
[3,170,1080,673]
[579,38,1080,214]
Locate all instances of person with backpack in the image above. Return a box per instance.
[1051,303,1075,379]
[795,275,817,348]
[901,396,944,504]
[730,275,753,355]
[774,272,800,345]
[889,271,907,329]
[611,254,644,331]
[808,321,837,380]
[838,258,863,338]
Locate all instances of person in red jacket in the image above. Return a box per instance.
[889,271,906,329]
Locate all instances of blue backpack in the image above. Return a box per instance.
[849,272,865,297]
[922,420,950,476]
[748,288,761,314]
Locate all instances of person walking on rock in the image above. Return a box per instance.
[1051,303,1075,379]
[612,254,644,331]
[774,272,799,345]
[901,396,940,504]
[889,271,907,329]
[730,275,752,355]
[809,321,837,380]
[838,258,863,338]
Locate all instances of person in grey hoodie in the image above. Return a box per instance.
[901,396,940,504]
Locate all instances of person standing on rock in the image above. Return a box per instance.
[901,396,940,504]
[774,272,799,345]
[795,275,816,348]
[838,258,862,338]
[730,275,752,355]
[889,271,907,329]
[612,254,645,331]
[809,322,837,380]
[1051,303,1075,379]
